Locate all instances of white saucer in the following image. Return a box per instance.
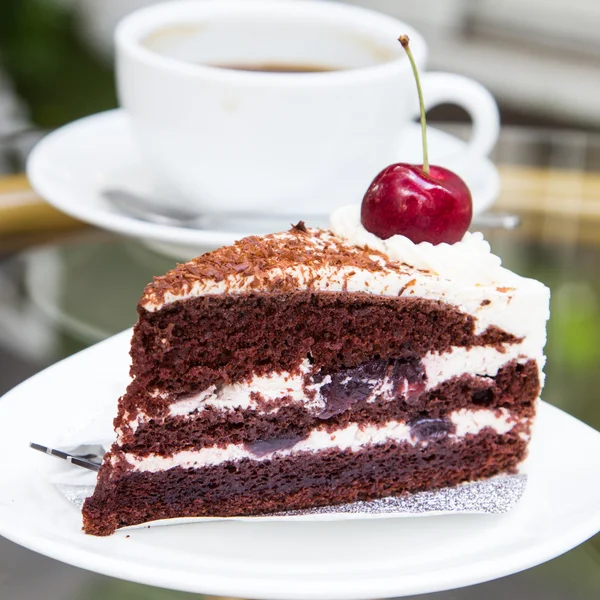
[0,330,599,599]
[27,110,501,259]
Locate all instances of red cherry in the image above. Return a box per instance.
[361,163,472,244]
[360,35,473,245]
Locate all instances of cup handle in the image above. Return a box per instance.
[417,72,500,157]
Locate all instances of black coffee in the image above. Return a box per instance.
[210,62,337,73]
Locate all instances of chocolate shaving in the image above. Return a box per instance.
[140,227,413,307]
[291,221,308,233]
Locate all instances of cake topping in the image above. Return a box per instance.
[360,36,472,245]
[141,226,407,309]
[141,210,542,321]
[331,204,513,287]
[292,220,308,233]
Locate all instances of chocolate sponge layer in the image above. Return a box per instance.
[83,428,528,536]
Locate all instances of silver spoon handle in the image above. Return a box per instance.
[471,212,520,230]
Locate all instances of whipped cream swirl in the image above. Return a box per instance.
[330,205,516,286]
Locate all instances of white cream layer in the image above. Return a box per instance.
[121,407,526,473]
[168,359,323,417]
[331,205,508,287]
[119,342,540,440]
[423,341,545,389]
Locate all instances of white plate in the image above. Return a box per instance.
[27,110,500,258]
[0,330,599,599]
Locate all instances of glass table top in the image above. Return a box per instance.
[0,125,599,599]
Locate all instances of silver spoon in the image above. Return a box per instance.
[102,188,305,231]
[471,212,520,229]
[103,188,519,231]
[103,188,206,227]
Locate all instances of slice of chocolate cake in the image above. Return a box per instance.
[82,211,549,535]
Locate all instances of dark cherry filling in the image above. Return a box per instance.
[317,357,426,420]
[409,417,455,441]
[237,416,454,461]
[471,388,494,407]
[240,358,429,457]
[244,435,305,457]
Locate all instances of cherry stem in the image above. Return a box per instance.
[399,35,429,175]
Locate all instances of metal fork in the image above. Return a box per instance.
[30,442,105,472]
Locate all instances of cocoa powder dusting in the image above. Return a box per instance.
[141,226,409,306]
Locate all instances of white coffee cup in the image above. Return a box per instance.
[116,0,499,216]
